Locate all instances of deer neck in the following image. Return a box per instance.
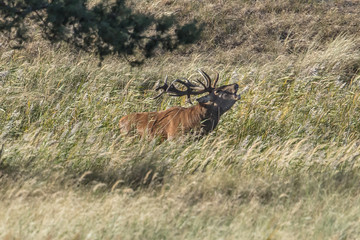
[191,103,221,134]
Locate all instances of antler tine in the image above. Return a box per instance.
[197,69,212,89]
[195,78,207,90]
[171,78,197,89]
[152,75,169,99]
[212,72,219,88]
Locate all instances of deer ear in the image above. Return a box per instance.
[196,94,213,103]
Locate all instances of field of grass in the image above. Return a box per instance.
[1,0,360,239]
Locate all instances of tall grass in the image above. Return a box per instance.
[1,0,360,239]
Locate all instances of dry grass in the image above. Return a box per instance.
[1,0,360,239]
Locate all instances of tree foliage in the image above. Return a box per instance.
[0,0,202,64]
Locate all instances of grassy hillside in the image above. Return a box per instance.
[1,0,360,239]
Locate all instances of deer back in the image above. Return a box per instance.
[119,104,208,139]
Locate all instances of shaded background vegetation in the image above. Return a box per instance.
[1,0,360,239]
[1,0,201,63]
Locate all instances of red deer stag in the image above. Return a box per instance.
[119,70,241,140]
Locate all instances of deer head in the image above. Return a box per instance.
[154,69,241,115]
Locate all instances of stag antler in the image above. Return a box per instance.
[153,76,170,99]
[196,69,219,89]
[153,69,219,104]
